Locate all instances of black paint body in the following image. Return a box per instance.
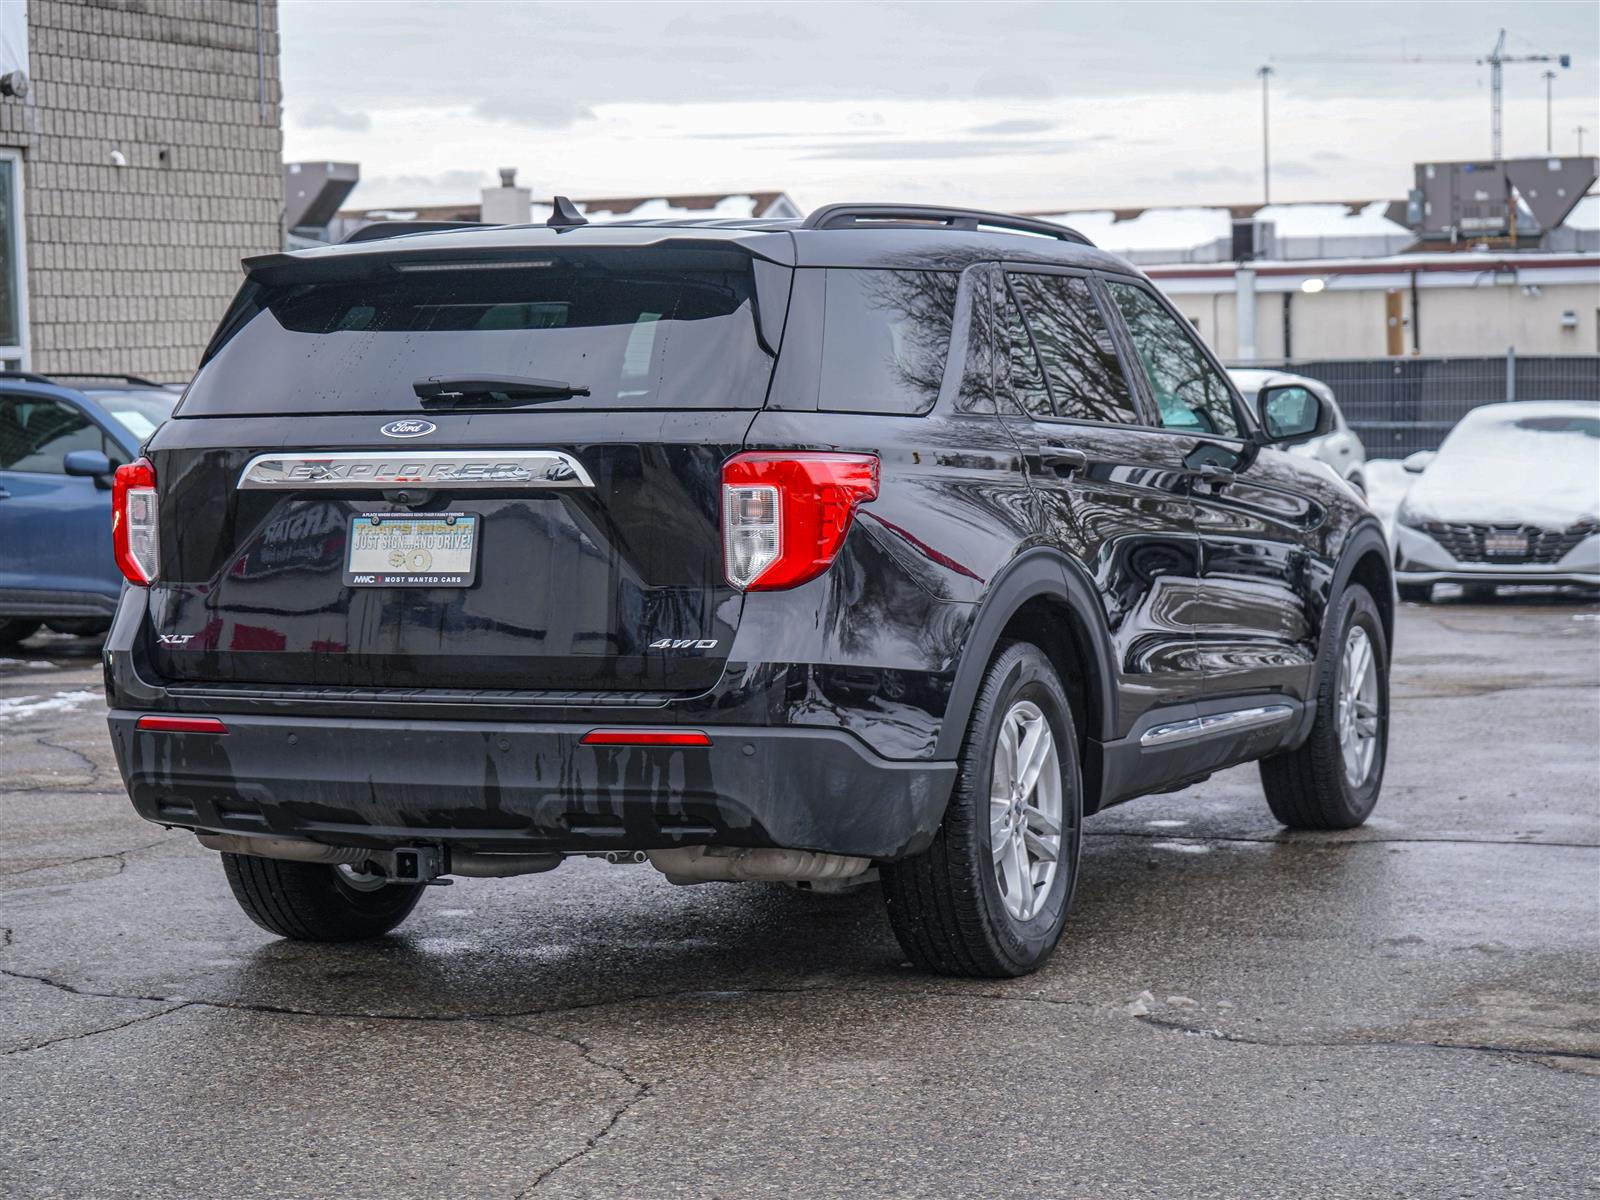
[106,220,1393,860]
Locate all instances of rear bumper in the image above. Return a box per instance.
[108,711,956,861]
[0,585,120,619]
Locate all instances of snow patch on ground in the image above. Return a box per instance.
[0,690,100,722]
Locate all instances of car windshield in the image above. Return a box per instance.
[1442,409,1600,460]
[83,388,179,441]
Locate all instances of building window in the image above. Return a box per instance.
[0,149,25,369]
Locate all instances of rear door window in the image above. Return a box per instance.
[1007,273,1138,424]
[818,269,956,414]
[181,247,779,415]
[1105,280,1241,438]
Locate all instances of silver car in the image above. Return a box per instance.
[1230,369,1367,495]
[1392,401,1600,602]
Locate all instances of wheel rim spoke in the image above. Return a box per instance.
[987,698,1064,922]
[1336,626,1381,786]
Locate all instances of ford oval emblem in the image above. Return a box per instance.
[380,419,436,439]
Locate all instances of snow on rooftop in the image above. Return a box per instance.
[1563,194,1599,231]
[1037,207,1232,253]
[1254,201,1409,239]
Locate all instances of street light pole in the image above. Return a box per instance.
[1257,65,1274,207]
[1543,70,1556,153]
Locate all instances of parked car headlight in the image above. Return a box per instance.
[1395,505,1426,530]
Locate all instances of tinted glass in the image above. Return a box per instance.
[1009,273,1136,424]
[0,396,102,473]
[818,269,956,414]
[1106,281,1239,437]
[182,248,776,415]
[1000,282,1051,419]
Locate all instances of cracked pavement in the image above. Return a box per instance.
[1,597,1597,1199]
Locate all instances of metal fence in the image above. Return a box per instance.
[1228,354,1600,458]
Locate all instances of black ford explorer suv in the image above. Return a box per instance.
[105,202,1393,978]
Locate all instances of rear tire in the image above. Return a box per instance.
[0,619,41,647]
[221,853,425,941]
[1397,582,1430,604]
[881,641,1082,978]
[1259,584,1388,830]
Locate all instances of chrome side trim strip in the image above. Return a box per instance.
[1140,704,1296,749]
[237,450,594,491]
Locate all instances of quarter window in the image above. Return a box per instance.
[0,396,102,473]
[819,268,957,415]
[1008,273,1137,424]
[1106,281,1240,438]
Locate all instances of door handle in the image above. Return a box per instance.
[1039,445,1088,475]
[1193,464,1235,491]
[0,487,10,500]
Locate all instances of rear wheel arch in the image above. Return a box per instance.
[937,549,1116,773]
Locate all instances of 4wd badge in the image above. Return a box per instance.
[650,638,719,650]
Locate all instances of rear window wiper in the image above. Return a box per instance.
[413,375,591,406]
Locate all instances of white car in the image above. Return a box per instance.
[1230,368,1367,494]
[1392,401,1600,602]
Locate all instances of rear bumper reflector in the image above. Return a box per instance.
[580,729,712,747]
[136,716,230,735]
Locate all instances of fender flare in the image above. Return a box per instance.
[1285,517,1392,749]
[1326,518,1394,645]
[934,547,1118,761]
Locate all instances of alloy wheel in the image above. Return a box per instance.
[1335,625,1380,786]
[988,699,1063,921]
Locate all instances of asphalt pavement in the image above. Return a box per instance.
[2,594,1597,1199]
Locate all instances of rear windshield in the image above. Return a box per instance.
[180,248,778,415]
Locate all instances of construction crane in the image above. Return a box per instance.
[1273,28,1571,160]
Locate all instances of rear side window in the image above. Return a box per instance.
[1008,273,1137,424]
[182,247,778,415]
[0,396,102,473]
[818,269,956,414]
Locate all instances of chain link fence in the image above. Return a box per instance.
[1228,354,1600,458]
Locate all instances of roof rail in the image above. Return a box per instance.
[802,203,1094,247]
[0,370,58,385]
[342,220,490,244]
[40,371,167,388]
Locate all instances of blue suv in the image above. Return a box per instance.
[0,373,178,645]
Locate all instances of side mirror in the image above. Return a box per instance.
[1256,384,1327,444]
[62,449,114,485]
[1402,450,1437,475]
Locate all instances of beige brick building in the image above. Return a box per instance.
[0,0,283,378]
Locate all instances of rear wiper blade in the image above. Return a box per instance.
[413,375,590,405]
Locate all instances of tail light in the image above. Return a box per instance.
[721,452,879,591]
[113,457,159,585]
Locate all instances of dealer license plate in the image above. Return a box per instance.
[1482,531,1528,557]
[344,513,479,587]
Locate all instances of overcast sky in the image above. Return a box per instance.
[279,1,1600,214]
